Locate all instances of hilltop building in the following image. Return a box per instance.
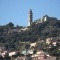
[28,9,57,26]
[34,15,48,24]
[34,15,57,24]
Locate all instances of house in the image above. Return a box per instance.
[31,50,56,60]
[30,42,36,47]
[52,41,57,46]
[2,51,7,57]
[46,38,52,44]
[22,49,33,55]
[46,37,60,46]
[21,27,28,31]
[9,51,17,57]
[27,50,33,54]
[31,50,46,60]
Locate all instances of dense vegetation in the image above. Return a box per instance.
[0,19,60,52]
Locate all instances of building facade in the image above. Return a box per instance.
[28,9,33,26]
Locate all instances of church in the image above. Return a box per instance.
[28,9,57,26]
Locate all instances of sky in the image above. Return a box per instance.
[0,0,60,26]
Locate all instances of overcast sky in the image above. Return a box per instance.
[0,0,60,26]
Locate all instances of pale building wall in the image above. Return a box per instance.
[9,51,16,57]
[30,43,36,47]
[44,16,47,21]
[28,9,33,26]
[46,38,52,44]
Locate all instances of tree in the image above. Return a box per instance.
[25,43,30,49]
[0,26,4,35]
[6,22,14,28]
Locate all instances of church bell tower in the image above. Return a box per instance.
[28,9,33,26]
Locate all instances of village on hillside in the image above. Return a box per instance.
[0,9,60,60]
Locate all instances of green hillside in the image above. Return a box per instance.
[0,18,60,51]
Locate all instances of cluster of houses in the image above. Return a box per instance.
[0,50,56,60]
[0,36,60,60]
[46,37,60,47]
[30,36,60,48]
[0,47,18,58]
[14,50,56,60]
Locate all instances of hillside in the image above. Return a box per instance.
[0,18,60,50]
